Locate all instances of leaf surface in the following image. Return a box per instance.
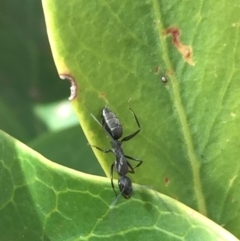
[0,130,239,241]
[42,0,240,237]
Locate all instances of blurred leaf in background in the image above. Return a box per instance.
[0,1,66,141]
[0,1,102,175]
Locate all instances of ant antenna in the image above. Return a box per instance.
[127,98,133,112]
[84,102,114,141]
[84,103,102,128]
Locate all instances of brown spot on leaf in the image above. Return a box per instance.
[99,92,106,98]
[164,177,170,186]
[154,66,160,74]
[98,92,109,104]
[166,69,174,77]
[165,27,195,65]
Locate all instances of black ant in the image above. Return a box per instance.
[85,101,143,199]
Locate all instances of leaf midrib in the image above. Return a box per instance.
[151,0,207,216]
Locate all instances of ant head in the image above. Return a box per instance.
[101,106,110,114]
[118,176,132,199]
[110,176,132,208]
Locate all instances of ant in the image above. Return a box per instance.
[84,101,143,199]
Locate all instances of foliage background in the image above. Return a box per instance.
[0,1,104,176]
[1,1,240,240]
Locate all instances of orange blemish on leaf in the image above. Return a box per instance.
[166,69,174,77]
[164,176,170,186]
[165,27,195,66]
[99,92,107,99]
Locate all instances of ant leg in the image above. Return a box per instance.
[121,130,140,142]
[128,99,141,129]
[121,101,141,142]
[90,145,113,154]
[110,162,117,196]
[126,161,135,174]
[125,154,143,169]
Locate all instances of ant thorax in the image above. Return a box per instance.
[111,141,124,158]
[110,140,122,149]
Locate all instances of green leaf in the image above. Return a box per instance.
[0,130,239,240]
[33,100,79,131]
[42,0,240,238]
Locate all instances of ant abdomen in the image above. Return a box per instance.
[101,107,123,139]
